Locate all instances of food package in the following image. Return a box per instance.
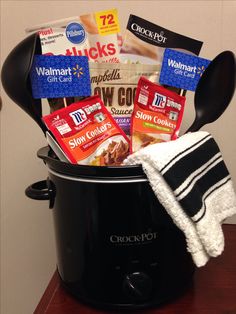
[131,76,186,153]
[88,62,160,135]
[42,95,130,166]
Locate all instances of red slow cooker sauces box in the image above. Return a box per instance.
[130,77,186,153]
[42,95,130,166]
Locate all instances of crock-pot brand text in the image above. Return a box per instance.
[131,23,167,44]
[110,231,158,245]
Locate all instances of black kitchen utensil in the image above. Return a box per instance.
[1,33,47,133]
[186,50,236,133]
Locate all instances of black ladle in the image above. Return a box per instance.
[1,33,47,133]
[186,50,236,133]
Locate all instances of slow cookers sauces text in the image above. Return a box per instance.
[69,122,112,148]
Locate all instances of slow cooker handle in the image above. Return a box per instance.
[25,178,55,209]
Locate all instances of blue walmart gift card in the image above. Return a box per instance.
[159,49,211,91]
[30,55,91,98]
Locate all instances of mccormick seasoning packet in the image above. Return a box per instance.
[131,77,186,153]
[26,9,121,112]
[42,95,130,166]
[120,15,203,66]
[87,62,160,135]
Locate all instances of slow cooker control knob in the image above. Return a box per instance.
[123,271,152,301]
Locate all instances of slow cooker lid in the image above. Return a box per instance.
[37,146,147,180]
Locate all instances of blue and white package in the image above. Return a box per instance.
[159,49,211,91]
[30,55,91,99]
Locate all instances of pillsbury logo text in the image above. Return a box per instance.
[110,231,158,245]
[131,23,167,44]
[66,22,86,44]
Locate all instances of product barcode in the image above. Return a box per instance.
[138,92,148,105]
[56,123,72,135]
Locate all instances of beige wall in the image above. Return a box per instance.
[1,1,236,313]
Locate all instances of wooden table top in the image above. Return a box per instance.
[34,224,236,314]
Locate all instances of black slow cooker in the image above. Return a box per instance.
[25,146,195,310]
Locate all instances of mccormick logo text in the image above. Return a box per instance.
[152,93,181,111]
[69,109,87,125]
[131,23,167,43]
[152,92,166,108]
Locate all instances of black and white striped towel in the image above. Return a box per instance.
[124,131,236,267]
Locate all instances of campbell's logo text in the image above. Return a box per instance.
[91,69,121,85]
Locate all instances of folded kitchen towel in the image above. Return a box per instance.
[124,131,236,267]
